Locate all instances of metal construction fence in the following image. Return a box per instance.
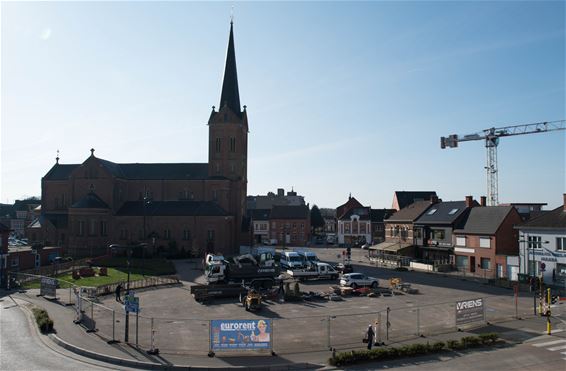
[8,271,554,355]
[69,293,542,355]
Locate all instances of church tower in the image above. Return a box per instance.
[208,21,248,239]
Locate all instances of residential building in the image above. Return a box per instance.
[372,200,436,257]
[338,207,372,246]
[499,202,548,221]
[268,205,310,246]
[336,195,363,220]
[453,205,522,279]
[246,188,305,210]
[370,208,397,244]
[516,194,566,285]
[0,223,10,288]
[320,208,337,234]
[413,196,478,263]
[39,22,249,258]
[7,245,63,272]
[391,191,437,211]
[249,209,270,244]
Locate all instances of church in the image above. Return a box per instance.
[38,22,248,258]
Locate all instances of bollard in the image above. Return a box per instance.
[327,316,331,350]
[416,308,420,337]
[69,287,72,305]
[112,310,116,342]
[377,313,382,344]
[386,307,390,341]
[136,312,139,347]
[91,302,94,331]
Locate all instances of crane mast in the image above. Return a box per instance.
[440,120,566,206]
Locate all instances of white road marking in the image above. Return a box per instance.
[532,339,566,347]
[542,328,564,334]
[547,344,566,351]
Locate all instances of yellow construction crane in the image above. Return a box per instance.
[440,120,566,206]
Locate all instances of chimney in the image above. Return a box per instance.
[563,193,566,211]
[465,195,474,208]
[480,196,486,207]
[430,195,439,204]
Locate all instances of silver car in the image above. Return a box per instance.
[339,273,379,289]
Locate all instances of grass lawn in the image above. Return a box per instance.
[25,267,149,289]
[22,257,176,289]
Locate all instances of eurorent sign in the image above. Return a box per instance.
[455,298,484,325]
[210,319,272,351]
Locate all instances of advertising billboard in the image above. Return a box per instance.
[40,277,57,297]
[210,319,272,351]
[455,298,484,325]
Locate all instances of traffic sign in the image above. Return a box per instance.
[124,292,140,313]
[540,263,546,272]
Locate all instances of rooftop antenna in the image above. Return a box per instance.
[56,149,60,164]
[230,4,234,24]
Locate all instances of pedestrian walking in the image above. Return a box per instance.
[115,283,123,302]
[365,324,375,350]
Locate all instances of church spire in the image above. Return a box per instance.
[219,21,241,116]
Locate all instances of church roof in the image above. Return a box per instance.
[43,164,79,180]
[219,21,241,117]
[43,160,224,181]
[116,201,228,217]
[71,192,110,209]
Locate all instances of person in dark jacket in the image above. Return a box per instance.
[115,283,123,302]
[366,324,375,350]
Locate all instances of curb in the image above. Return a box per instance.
[48,333,319,370]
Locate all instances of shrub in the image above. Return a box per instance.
[446,339,463,350]
[32,308,54,333]
[328,334,498,366]
[479,333,499,344]
[432,341,445,351]
[461,336,482,348]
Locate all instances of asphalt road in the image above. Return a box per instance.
[0,295,131,371]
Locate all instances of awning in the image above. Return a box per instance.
[369,241,412,253]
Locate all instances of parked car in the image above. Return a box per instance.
[339,273,378,289]
[334,263,354,274]
[361,243,371,250]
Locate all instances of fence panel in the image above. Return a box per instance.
[330,312,379,349]
[152,318,209,354]
[273,317,326,354]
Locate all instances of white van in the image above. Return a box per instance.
[280,251,304,269]
[295,250,319,268]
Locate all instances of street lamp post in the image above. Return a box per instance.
[125,246,132,342]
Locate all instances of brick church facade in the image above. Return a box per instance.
[38,22,248,258]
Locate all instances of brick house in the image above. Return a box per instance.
[372,200,436,257]
[268,205,310,247]
[7,246,63,272]
[370,208,397,244]
[453,205,522,279]
[38,23,249,258]
[391,191,437,211]
[414,196,478,263]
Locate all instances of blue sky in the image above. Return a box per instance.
[1,1,564,209]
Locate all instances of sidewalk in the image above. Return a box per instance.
[5,288,566,370]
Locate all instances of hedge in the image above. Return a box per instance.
[329,333,499,366]
[32,307,54,334]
